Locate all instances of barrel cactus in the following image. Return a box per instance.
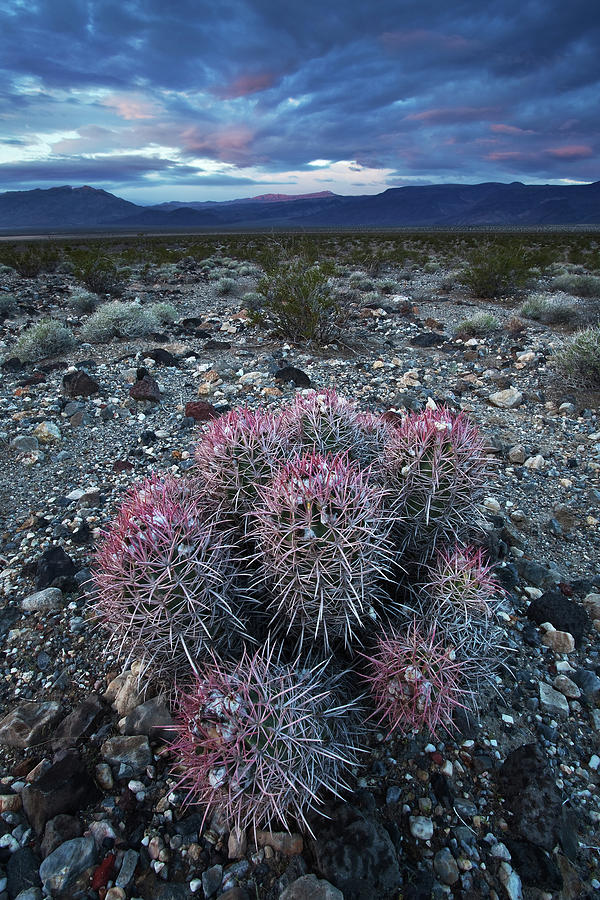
[94,474,245,679]
[250,451,396,653]
[170,646,361,834]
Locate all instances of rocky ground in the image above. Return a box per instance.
[0,252,599,900]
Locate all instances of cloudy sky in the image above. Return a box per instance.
[1,0,598,204]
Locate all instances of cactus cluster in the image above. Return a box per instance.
[94,390,501,834]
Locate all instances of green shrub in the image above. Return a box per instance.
[252,259,345,343]
[551,273,600,298]
[214,276,238,296]
[78,256,124,296]
[68,288,99,314]
[348,272,375,291]
[377,279,399,295]
[460,246,530,298]
[553,326,600,388]
[455,312,501,336]
[519,292,578,325]
[81,301,157,343]
[0,244,61,277]
[14,319,75,361]
[241,291,263,308]
[149,301,178,324]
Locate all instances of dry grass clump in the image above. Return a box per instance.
[455,311,501,336]
[552,273,600,298]
[148,301,178,324]
[68,288,100,314]
[81,301,158,343]
[519,291,578,325]
[553,325,600,389]
[14,319,75,361]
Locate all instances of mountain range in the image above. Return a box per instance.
[0,182,599,231]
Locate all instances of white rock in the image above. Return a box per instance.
[489,387,523,409]
[524,454,545,470]
[409,815,434,840]
[539,682,570,719]
[21,588,62,612]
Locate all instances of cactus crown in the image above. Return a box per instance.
[93,390,497,833]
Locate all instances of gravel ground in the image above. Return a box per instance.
[0,255,599,900]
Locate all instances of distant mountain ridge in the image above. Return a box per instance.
[0,182,599,230]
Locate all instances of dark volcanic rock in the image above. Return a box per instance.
[410,331,446,347]
[526,589,590,646]
[184,399,220,422]
[274,366,311,388]
[51,694,104,751]
[62,370,100,397]
[129,368,161,403]
[41,814,83,859]
[21,749,98,834]
[312,799,401,900]
[6,846,41,898]
[144,348,179,366]
[496,743,566,851]
[35,546,77,590]
[505,839,562,890]
[0,701,63,749]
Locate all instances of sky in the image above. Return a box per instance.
[0,0,599,205]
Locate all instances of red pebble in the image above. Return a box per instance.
[91,853,116,891]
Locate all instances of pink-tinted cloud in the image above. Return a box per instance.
[214,71,275,99]
[545,144,593,159]
[180,125,256,164]
[405,106,498,124]
[381,29,474,52]
[101,94,162,120]
[486,150,533,161]
[490,123,535,135]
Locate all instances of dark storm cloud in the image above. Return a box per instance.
[0,0,599,194]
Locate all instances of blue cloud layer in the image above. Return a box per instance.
[1,0,598,199]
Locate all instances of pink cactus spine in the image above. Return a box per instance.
[168,646,361,835]
[94,474,243,679]
[284,389,392,467]
[382,406,488,548]
[362,621,470,737]
[250,452,396,653]
[194,407,289,515]
[422,544,501,619]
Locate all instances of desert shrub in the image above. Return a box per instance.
[81,300,157,342]
[0,293,16,320]
[238,263,261,277]
[14,318,75,361]
[252,258,345,343]
[0,244,61,277]
[520,292,578,325]
[438,270,462,292]
[348,271,375,291]
[94,391,499,833]
[214,276,238,296]
[455,311,501,336]
[551,273,600,298]
[68,288,99,314]
[148,301,178,324]
[553,325,600,389]
[377,278,399,294]
[241,291,263,309]
[78,256,124,296]
[460,245,530,298]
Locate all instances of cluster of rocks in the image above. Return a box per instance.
[0,254,599,898]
